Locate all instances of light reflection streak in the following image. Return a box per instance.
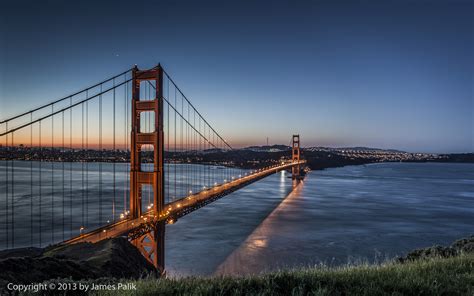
[214,180,304,275]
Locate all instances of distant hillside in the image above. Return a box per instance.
[304,146,406,153]
[242,145,290,152]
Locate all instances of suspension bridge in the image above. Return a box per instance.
[0,64,305,273]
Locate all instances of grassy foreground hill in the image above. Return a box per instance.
[91,254,473,296]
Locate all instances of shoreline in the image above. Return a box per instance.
[1,236,471,295]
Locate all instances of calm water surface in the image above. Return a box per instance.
[166,162,474,276]
[1,162,473,276]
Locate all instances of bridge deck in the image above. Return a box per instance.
[63,161,306,245]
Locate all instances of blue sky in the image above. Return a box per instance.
[1,0,472,153]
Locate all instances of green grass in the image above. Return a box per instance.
[94,254,474,296]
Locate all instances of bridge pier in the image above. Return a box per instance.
[130,221,165,274]
[130,64,166,274]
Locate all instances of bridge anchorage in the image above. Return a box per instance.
[0,63,306,275]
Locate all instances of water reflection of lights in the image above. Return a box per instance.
[215,180,305,275]
[279,170,286,193]
[252,238,268,248]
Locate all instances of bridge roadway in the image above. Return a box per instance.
[63,160,306,245]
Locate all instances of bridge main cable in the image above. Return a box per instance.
[0,68,133,125]
[0,67,161,137]
[161,69,233,150]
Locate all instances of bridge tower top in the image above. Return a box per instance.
[292,134,300,162]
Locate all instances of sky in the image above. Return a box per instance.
[0,0,472,153]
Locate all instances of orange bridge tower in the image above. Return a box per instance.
[291,134,301,179]
[130,65,166,273]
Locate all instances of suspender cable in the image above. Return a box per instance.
[167,79,170,204]
[11,132,14,247]
[31,114,34,245]
[51,106,54,243]
[174,88,177,201]
[113,79,116,222]
[123,77,127,213]
[69,98,73,235]
[181,94,183,197]
[81,103,85,229]
[199,118,202,188]
[39,120,42,247]
[99,84,103,224]
[187,103,189,194]
[62,111,65,241]
[86,91,89,227]
[193,109,196,193]
[5,123,9,249]
[126,79,130,213]
[207,126,209,186]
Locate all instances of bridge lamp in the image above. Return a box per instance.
[120,213,125,219]
[177,204,182,208]
[103,229,106,233]
[239,174,241,178]
[80,226,84,235]
[224,179,227,183]
[147,205,152,210]
[231,176,234,180]
[107,220,110,224]
[189,190,193,194]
